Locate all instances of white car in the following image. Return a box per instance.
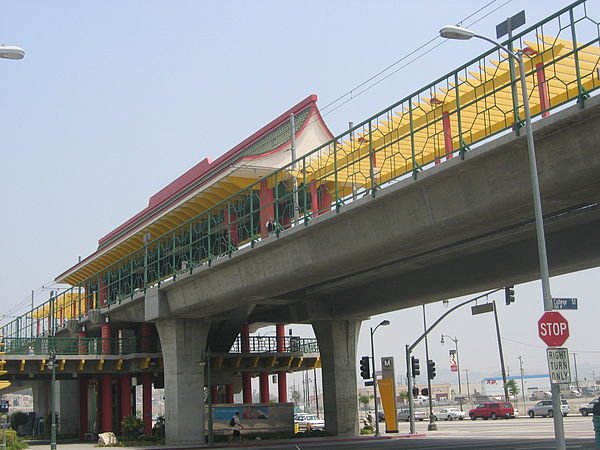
[433,407,466,421]
[398,409,427,421]
[294,413,325,431]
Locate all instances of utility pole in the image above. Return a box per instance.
[518,356,526,415]
[464,369,470,401]
[573,353,579,390]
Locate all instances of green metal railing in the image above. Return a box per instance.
[0,335,317,356]
[2,1,599,340]
[1,336,160,356]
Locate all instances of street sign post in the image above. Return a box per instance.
[546,348,571,384]
[552,298,578,310]
[538,312,570,347]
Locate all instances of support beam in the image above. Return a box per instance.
[155,317,210,445]
[101,374,113,432]
[312,319,361,436]
[142,373,152,436]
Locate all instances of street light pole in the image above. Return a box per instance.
[439,24,565,450]
[49,351,57,450]
[421,306,436,431]
[370,320,390,436]
[441,335,462,410]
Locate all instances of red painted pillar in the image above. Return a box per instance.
[224,209,239,247]
[317,185,331,216]
[225,384,234,404]
[101,374,113,432]
[241,322,252,403]
[140,323,152,353]
[442,111,454,159]
[78,331,87,355]
[211,385,219,404]
[276,324,288,403]
[101,322,111,355]
[259,372,270,403]
[142,373,153,436]
[309,182,319,216]
[259,179,275,238]
[536,62,551,118]
[120,374,132,420]
[99,278,107,307]
[79,376,88,440]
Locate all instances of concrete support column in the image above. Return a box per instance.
[101,322,111,355]
[276,323,287,403]
[155,318,210,445]
[241,323,252,403]
[101,374,113,432]
[79,376,89,441]
[259,372,269,403]
[312,319,361,436]
[142,373,152,436]
[120,374,132,421]
[57,379,80,435]
[225,384,234,404]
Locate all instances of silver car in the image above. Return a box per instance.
[433,407,466,421]
[527,399,569,418]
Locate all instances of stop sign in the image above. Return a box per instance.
[538,311,569,346]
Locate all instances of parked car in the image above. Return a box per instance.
[294,413,325,431]
[469,402,515,420]
[397,409,427,421]
[527,399,569,417]
[433,407,466,421]
[579,398,599,416]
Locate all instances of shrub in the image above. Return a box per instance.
[9,412,28,431]
[0,429,28,449]
[120,416,144,440]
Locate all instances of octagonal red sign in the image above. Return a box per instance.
[538,311,569,347]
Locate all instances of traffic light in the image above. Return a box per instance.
[412,387,419,397]
[505,286,515,305]
[427,360,436,380]
[411,356,420,376]
[421,388,429,396]
[359,356,371,380]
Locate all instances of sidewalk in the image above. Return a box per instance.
[25,433,425,450]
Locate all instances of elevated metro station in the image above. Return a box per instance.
[1,2,600,444]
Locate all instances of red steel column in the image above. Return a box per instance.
[79,376,88,441]
[78,331,87,355]
[259,372,270,403]
[224,209,239,247]
[309,182,319,216]
[443,111,454,159]
[225,384,234,404]
[536,62,551,118]
[211,385,219,404]
[142,373,153,436]
[101,322,111,355]
[317,185,331,216]
[259,180,275,238]
[276,324,287,403]
[140,323,152,353]
[120,374,132,420]
[101,374,113,432]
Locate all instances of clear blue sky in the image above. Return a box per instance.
[1,0,598,385]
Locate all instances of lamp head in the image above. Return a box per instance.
[0,45,25,60]
[379,320,390,327]
[439,25,475,40]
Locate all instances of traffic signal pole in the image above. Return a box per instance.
[406,288,501,433]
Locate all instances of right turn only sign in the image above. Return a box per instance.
[546,347,571,384]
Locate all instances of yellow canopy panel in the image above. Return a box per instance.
[31,291,87,320]
[290,36,599,190]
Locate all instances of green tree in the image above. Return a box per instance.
[358,393,372,411]
[506,379,520,402]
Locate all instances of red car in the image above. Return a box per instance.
[469,402,515,420]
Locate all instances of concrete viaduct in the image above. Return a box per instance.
[106,95,600,442]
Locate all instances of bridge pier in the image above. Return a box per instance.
[155,317,210,445]
[312,319,361,436]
